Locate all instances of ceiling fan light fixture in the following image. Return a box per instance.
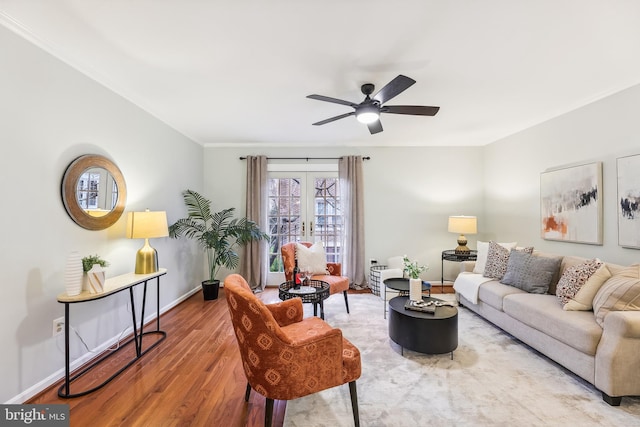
[355,104,379,124]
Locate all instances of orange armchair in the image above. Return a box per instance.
[281,241,351,313]
[224,274,361,427]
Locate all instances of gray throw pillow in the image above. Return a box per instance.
[501,250,562,294]
[483,241,533,280]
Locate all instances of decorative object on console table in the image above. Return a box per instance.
[126,210,169,274]
[448,215,477,254]
[64,251,83,296]
[81,254,109,294]
[540,162,603,245]
[168,190,268,301]
[86,264,106,294]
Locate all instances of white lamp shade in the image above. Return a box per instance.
[448,216,477,234]
[126,211,169,239]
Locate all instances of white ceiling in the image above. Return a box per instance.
[2,0,640,147]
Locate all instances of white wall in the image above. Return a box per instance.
[484,83,640,265]
[0,25,204,403]
[204,146,484,285]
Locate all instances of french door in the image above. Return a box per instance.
[267,172,343,283]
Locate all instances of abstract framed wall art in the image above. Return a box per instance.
[617,154,640,248]
[540,162,603,245]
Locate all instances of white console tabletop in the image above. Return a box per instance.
[57,268,167,302]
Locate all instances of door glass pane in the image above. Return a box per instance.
[313,177,342,264]
[268,177,302,272]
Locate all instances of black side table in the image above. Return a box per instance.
[441,250,478,291]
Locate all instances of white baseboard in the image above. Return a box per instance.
[7,286,201,404]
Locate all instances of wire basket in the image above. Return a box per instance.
[369,264,388,296]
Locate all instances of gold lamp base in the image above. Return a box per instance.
[135,238,158,274]
[454,234,470,255]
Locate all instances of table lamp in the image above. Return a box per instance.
[448,215,477,254]
[126,209,168,274]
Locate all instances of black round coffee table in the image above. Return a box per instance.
[388,296,458,358]
[279,279,330,319]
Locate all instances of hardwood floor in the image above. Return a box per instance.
[28,284,453,426]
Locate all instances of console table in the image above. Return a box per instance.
[441,250,477,291]
[56,268,167,398]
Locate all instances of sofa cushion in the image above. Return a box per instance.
[557,260,611,311]
[502,293,603,355]
[477,280,527,311]
[500,250,561,294]
[473,241,516,274]
[593,264,640,327]
[483,242,533,280]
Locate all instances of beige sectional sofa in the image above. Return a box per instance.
[454,249,640,406]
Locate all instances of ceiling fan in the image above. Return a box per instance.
[307,74,440,135]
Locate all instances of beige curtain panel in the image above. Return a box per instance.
[339,155,367,288]
[241,155,268,291]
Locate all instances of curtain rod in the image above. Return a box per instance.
[239,156,370,161]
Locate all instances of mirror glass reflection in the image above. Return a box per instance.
[76,167,119,217]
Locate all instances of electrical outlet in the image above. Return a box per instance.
[52,317,65,337]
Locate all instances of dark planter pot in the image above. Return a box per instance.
[202,279,220,300]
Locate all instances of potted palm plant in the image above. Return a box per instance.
[169,189,268,300]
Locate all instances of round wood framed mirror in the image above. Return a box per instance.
[61,154,127,230]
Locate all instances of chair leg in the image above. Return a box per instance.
[265,398,274,427]
[245,383,251,402]
[349,381,360,427]
[343,290,350,313]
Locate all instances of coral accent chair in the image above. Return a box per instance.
[281,242,351,313]
[224,274,361,427]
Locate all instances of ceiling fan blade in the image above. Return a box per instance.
[367,120,383,134]
[312,111,355,126]
[372,75,416,104]
[382,105,440,116]
[307,94,358,108]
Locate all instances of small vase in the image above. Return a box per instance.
[64,251,83,296]
[409,278,423,301]
[87,264,106,294]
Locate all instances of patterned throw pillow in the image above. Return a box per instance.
[556,259,609,310]
[592,264,640,327]
[473,241,517,274]
[501,250,562,293]
[483,241,533,280]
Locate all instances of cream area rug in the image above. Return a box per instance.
[284,293,640,427]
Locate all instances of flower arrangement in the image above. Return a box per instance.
[403,255,428,279]
[82,254,109,273]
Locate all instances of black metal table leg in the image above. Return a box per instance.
[63,303,70,396]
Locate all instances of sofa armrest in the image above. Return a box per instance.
[604,311,640,338]
[595,311,640,398]
[460,261,476,273]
